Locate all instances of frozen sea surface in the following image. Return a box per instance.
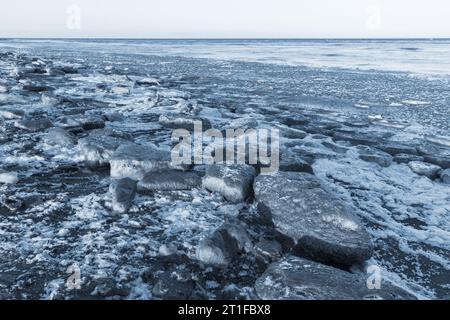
[0,39,449,299]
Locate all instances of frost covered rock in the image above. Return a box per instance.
[111,86,130,95]
[23,84,53,92]
[322,141,349,154]
[408,161,442,179]
[202,165,256,203]
[416,143,450,169]
[196,222,252,267]
[44,128,77,147]
[78,134,128,168]
[81,116,105,131]
[152,271,195,300]
[196,228,239,267]
[357,146,393,167]
[41,93,60,106]
[110,143,187,181]
[0,170,18,184]
[254,239,283,262]
[0,107,24,120]
[88,128,132,141]
[110,178,136,215]
[104,112,124,122]
[380,143,418,156]
[54,116,83,130]
[333,131,379,147]
[14,118,53,131]
[394,153,424,164]
[281,127,307,140]
[423,155,450,170]
[255,256,416,300]
[279,152,313,174]
[222,222,253,252]
[440,169,450,184]
[159,244,178,256]
[281,114,309,126]
[0,196,23,212]
[137,170,201,191]
[159,114,212,131]
[135,77,160,86]
[254,172,373,266]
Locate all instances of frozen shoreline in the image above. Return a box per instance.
[0,44,449,299]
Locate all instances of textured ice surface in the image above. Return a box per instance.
[254,172,373,266]
[0,40,449,299]
[255,255,416,300]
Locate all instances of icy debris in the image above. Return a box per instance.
[80,116,105,131]
[254,172,373,266]
[379,143,418,156]
[440,169,450,184]
[255,256,417,300]
[425,135,450,148]
[159,244,178,256]
[0,107,25,120]
[0,196,23,211]
[0,170,18,184]
[104,112,124,122]
[254,239,283,262]
[222,222,253,252]
[135,77,160,86]
[41,93,60,106]
[224,117,260,131]
[110,143,187,181]
[408,161,442,179]
[159,114,212,131]
[110,178,137,215]
[279,151,313,174]
[333,131,379,146]
[394,153,424,164]
[368,114,383,121]
[0,84,8,93]
[137,170,201,192]
[14,118,53,131]
[88,128,132,141]
[44,128,77,147]
[281,114,309,126]
[152,271,195,300]
[202,165,256,203]
[402,100,430,106]
[357,146,393,167]
[23,84,53,92]
[158,89,190,99]
[422,155,450,170]
[196,226,240,267]
[281,127,307,140]
[313,156,450,295]
[111,86,130,95]
[78,134,129,168]
[54,116,83,130]
[321,141,349,154]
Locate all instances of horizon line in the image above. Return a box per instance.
[1,37,450,41]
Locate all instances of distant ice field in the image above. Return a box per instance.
[3,38,450,76]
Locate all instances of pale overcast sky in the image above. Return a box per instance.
[1,0,449,38]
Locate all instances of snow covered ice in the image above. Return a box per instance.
[0,39,449,300]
